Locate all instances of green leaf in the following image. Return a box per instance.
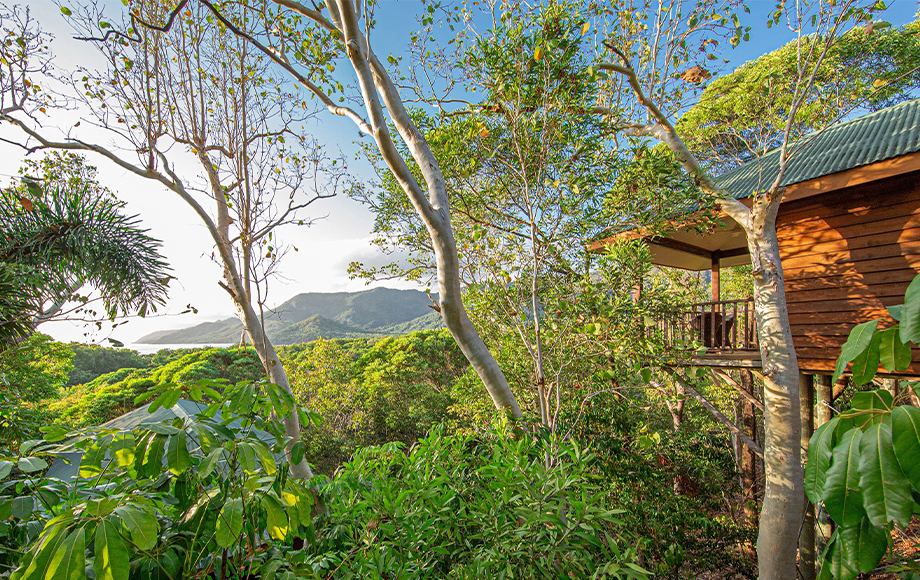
[261,494,289,540]
[806,418,839,503]
[851,331,882,385]
[290,441,306,466]
[900,275,920,344]
[887,304,903,321]
[199,448,222,478]
[17,456,48,473]
[820,532,858,580]
[859,423,914,527]
[80,436,111,478]
[19,525,68,580]
[825,429,866,526]
[110,432,135,468]
[892,405,920,488]
[237,442,256,474]
[878,327,911,371]
[838,517,889,574]
[166,430,191,475]
[139,434,166,478]
[60,6,72,15]
[253,441,276,476]
[45,527,85,580]
[11,497,34,519]
[834,320,880,382]
[113,505,158,551]
[94,519,129,580]
[851,390,893,414]
[215,498,244,548]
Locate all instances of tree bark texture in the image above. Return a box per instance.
[814,374,833,556]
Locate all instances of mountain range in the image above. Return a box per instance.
[138,288,443,344]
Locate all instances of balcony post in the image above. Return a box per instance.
[711,251,721,302]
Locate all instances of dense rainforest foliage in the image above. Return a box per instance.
[3,0,920,578]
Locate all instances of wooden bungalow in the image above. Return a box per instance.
[593,98,920,379]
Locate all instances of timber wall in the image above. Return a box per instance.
[777,168,920,375]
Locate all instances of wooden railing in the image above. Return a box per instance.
[652,298,758,352]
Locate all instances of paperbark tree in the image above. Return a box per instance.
[349,4,619,430]
[591,0,893,576]
[170,0,524,420]
[0,0,345,479]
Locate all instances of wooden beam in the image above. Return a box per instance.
[667,369,764,457]
[647,235,714,259]
[782,150,920,203]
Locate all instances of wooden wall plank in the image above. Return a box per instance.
[777,168,920,375]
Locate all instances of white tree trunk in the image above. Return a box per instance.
[743,197,803,580]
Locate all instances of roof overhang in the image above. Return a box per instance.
[591,150,920,271]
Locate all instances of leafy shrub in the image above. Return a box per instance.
[308,428,649,579]
[2,381,648,580]
[561,391,756,578]
[286,331,465,474]
[65,343,147,387]
[48,347,265,428]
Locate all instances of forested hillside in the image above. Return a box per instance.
[138,288,443,344]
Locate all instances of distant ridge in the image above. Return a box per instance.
[138,287,443,345]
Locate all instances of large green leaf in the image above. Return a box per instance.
[818,532,859,580]
[11,497,34,519]
[851,332,882,385]
[878,327,912,372]
[261,494,289,541]
[253,441,277,476]
[859,423,914,527]
[113,505,158,551]
[838,517,889,575]
[79,436,112,478]
[834,320,880,382]
[17,456,48,474]
[892,405,920,488]
[139,434,166,479]
[18,525,68,580]
[237,442,256,474]
[45,527,85,580]
[110,432,136,468]
[900,274,920,344]
[825,429,866,526]
[94,519,129,580]
[166,430,191,475]
[806,418,839,503]
[199,448,223,478]
[215,497,244,548]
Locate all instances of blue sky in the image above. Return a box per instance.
[5,0,919,345]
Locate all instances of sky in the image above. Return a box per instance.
[5,0,919,345]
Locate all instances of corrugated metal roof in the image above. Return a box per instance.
[717,98,920,198]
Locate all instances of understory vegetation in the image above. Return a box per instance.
[1,326,758,578]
